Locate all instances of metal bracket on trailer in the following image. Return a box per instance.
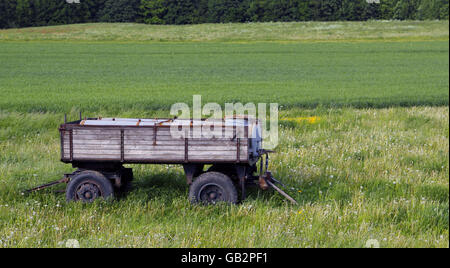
[183,163,204,185]
[235,165,247,201]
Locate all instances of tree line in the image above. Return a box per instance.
[1,0,448,29]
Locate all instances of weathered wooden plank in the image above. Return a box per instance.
[122,144,246,150]
[124,154,237,161]
[125,154,185,160]
[188,140,247,146]
[69,135,184,140]
[67,147,122,152]
[65,153,244,162]
[187,151,243,156]
[70,126,247,135]
[72,155,121,160]
[64,147,247,156]
[124,135,184,141]
[72,130,120,135]
[124,140,186,146]
[124,145,185,151]
[72,129,121,135]
[66,138,247,146]
[125,129,171,134]
[64,143,247,152]
[122,150,247,157]
[72,149,121,154]
[65,139,121,145]
[65,145,244,154]
[73,131,245,138]
[124,138,245,143]
[69,143,118,150]
[72,134,121,140]
[124,150,185,155]
[122,139,246,145]
[64,140,121,146]
[188,155,239,160]
[65,150,119,157]
[72,131,247,140]
[68,148,246,154]
[73,128,172,135]
[123,138,246,146]
[67,150,246,158]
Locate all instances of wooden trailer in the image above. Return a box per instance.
[28,116,297,205]
[60,117,259,165]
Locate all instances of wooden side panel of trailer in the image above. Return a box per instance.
[61,126,249,163]
[62,128,121,161]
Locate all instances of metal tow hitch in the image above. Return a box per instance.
[261,171,298,205]
[24,175,70,193]
[257,150,298,205]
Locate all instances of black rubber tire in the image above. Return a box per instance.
[66,171,114,202]
[189,172,238,205]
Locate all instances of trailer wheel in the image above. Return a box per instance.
[66,171,114,202]
[189,172,238,205]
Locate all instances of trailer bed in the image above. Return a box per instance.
[60,118,260,164]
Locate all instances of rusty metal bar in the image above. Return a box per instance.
[266,180,298,205]
[231,125,237,140]
[25,177,69,193]
[184,137,189,162]
[236,138,240,163]
[60,130,64,160]
[120,129,124,162]
[69,129,73,161]
[153,124,157,145]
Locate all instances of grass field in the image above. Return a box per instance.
[0,21,448,42]
[0,21,448,248]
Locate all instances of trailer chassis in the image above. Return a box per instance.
[26,150,297,205]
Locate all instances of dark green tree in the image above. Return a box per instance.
[0,0,18,28]
[140,0,167,24]
[15,0,33,27]
[379,0,397,19]
[207,0,248,23]
[99,0,140,22]
[393,0,420,19]
[339,0,369,21]
[417,0,449,19]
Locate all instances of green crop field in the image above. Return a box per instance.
[0,21,448,248]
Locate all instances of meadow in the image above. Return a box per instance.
[0,21,448,248]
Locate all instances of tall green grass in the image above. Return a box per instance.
[0,107,448,247]
[0,21,448,42]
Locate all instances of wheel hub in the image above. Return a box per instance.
[76,183,101,202]
[198,184,224,204]
[209,192,217,199]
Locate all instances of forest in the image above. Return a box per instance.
[0,0,448,29]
